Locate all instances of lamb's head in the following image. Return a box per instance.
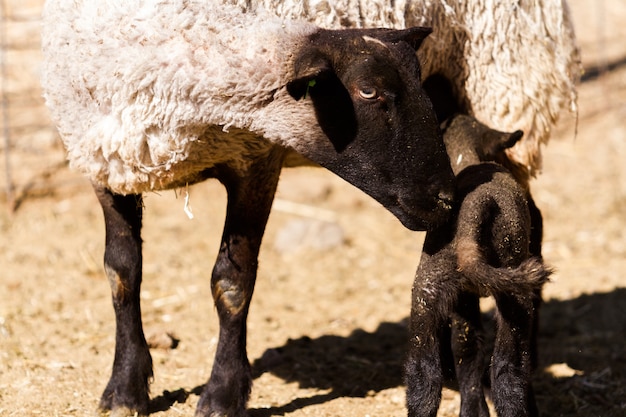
[442,114,524,175]
[286,27,454,231]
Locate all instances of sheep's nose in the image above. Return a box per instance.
[437,190,454,211]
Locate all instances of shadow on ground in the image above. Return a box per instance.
[148,288,626,416]
[249,289,626,417]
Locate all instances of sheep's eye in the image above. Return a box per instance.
[358,87,378,100]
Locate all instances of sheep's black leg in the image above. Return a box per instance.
[196,150,284,417]
[405,249,457,417]
[94,185,152,416]
[491,293,538,417]
[451,292,489,417]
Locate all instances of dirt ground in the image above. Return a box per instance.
[1,1,625,416]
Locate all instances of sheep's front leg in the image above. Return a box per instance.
[94,186,152,416]
[196,151,284,417]
[491,294,538,417]
[451,292,489,417]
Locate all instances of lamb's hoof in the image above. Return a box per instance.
[195,413,240,417]
[97,406,147,417]
[194,405,248,417]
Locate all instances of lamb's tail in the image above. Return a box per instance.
[456,237,552,297]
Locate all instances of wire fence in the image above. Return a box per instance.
[1,0,63,213]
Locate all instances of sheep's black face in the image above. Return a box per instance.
[288,27,455,231]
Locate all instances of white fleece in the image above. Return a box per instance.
[238,0,581,174]
[42,0,580,193]
[41,0,322,193]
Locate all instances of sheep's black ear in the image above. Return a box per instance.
[287,48,356,152]
[286,51,331,100]
[372,26,432,50]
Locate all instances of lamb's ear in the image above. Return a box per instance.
[498,130,524,151]
[286,51,332,100]
[371,26,433,50]
[483,129,524,159]
[497,130,524,151]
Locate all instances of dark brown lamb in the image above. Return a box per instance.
[405,114,552,417]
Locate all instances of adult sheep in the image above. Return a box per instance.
[238,0,581,180]
[41,0,455,416]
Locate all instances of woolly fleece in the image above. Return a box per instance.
[41,0,322,194]
[237,0,581,174]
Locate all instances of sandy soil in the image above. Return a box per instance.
[1,1,625,416]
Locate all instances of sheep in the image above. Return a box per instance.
[236,0,581,179]
[405,114,552,417]
[40,1,456,416]
[424,73,547,371]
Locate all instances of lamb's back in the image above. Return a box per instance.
[455,163,531,268]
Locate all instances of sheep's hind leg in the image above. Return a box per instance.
[491,293,538,417]
[196,151,284,417]
[451,292,489,417]
[94,186,152,416]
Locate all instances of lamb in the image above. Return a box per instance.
[235,0,581,178]
[405,114,552,417]
[40,1,456,416]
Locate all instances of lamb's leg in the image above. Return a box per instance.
[94,186,152,416]
[491,293,538,417]
[405,251,457,417]
[527,194,544,370]
[196,151,284,417]
[451,292,489,417]
[527,194,543,259]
